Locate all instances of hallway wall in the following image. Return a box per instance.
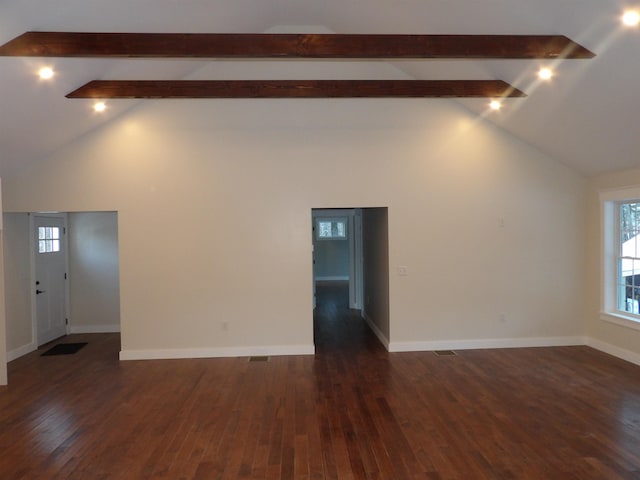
[68,212,120,333]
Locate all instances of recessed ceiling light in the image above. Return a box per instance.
[93,101,106,112]
[538,67,553,80]
[38,67,54,80]
[489,100,502,111]
[622,10,640,26]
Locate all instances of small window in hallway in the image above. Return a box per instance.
[316,218,347,240]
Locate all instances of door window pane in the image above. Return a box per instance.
[38,227,61,254]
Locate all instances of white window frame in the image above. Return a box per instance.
[600,186,640,331]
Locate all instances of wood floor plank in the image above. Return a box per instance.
[1,284,640,478]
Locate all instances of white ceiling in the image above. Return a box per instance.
[0,0,638,178]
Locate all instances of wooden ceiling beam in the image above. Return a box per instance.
[0,32,595,59]
[66,80,526,99]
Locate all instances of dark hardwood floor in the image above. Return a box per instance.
[1,283,640,479]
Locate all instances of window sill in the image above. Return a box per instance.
[600,312,640,332]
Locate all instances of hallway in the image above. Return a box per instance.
[313,281,383,356]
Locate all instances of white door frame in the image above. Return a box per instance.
[352,209,363,310]
[30,212,70,346]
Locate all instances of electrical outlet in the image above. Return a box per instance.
[398,266,408,276]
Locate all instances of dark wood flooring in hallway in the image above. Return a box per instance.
[1,282,640,478]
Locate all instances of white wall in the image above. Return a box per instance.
[0,181,7,383]
[312,210,351,282]
[2,97,588,359]
[3,213,32,360]
[0,234,6,384]
[586,168,640,363]
[68,212,120,333]
[313,237,349,280]
[362,207,390,343]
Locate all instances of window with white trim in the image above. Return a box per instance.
[601,187,640,330]
[38,226,61,253]
[618,202,640,315]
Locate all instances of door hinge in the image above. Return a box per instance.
[64,273,67,280]
[65,318,68,325]
[63,227,66,235]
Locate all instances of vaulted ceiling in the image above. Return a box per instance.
[0,0,638,177]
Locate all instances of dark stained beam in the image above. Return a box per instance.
[0,32,595,59]
[66,80,526,99]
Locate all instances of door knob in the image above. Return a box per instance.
[36,289,46,294]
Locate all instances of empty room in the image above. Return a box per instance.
[0,1,640,478]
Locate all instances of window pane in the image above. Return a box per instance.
[37,225,62,253]
[633,288,640,314]
[618,202,640,315]
[623,234,639,258]
[318,222,331,238]
[621,203,640,242]
[621,257,633,279]
[316,218,347,239]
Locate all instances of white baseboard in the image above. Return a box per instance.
[362,312,390,350]
[69,324,121,334]
[389,336,587,353]
[107,334,638,369]
[586,338,640,367]
[7,342,37,362]
[119,344,315,361]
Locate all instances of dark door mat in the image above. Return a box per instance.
[41,342,88,356]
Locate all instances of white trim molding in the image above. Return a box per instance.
[119,344,315,361]
[7,342,37,362]
[587,337,640,367]
[363,312,390,350]
[600,312,640,332]
[69,324,121,334]
[389,336,587,353]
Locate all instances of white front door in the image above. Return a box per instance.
[34,215,67,346]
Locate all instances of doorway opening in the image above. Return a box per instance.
[3,211,121,362]
[312,207,390,352]
[312,209,362,310]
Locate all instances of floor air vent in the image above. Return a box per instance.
[249,356,270,362]
[433,350,457,356]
